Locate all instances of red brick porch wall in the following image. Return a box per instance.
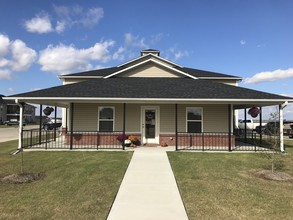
[65,133,141,145]
[160,133,235,147]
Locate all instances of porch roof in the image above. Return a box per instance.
[5,78,292,108]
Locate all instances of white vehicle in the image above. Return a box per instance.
[238,119,266,130]
[238,119,254,130]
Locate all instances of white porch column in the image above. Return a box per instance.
[17,100,24,150]
[62,107,67,128]
[279,102,288,152]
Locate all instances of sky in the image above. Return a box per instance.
[0,0,293,119]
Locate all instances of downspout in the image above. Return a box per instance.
[15,99,24,150]
[279,101,288,152]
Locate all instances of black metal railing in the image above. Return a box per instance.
[22,129,124,150]
[177,132,234,151]
[177,131,278,151]
[234,129,279,151]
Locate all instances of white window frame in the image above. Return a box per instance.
[186,107,203,133]
[98,106,115,131]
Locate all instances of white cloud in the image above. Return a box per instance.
[174,50,189,60]
[38,40,115,74]
[7,87,15,94]
[167,47,189,60]
[113,47,125,61]
[53,5,104,33]
[124,33,148,48]
[0,69,11,80]
[80,7,104,27]
[10,40,37,71]
[56,21,66,33]
[0,34,10,56]
[0,58,9,68]
[24,5,104,34]
[244,68,293,84]
[24,14,53,34]
[0,34,36,80]
[240,40,246,45]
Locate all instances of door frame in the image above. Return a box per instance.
[141,106,160,144]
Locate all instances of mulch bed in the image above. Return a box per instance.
[254,170,293,182]
[0,173,45,184]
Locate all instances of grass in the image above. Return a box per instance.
[168,142,293,220]
[0,140,132,220]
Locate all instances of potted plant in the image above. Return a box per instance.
[128,135,140,147]
[116,134,128,146]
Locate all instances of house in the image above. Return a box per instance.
[5,49,292,151]
[0,94,36,124]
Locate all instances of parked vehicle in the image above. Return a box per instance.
[238,119,266,130]
[256,122,293,136]
[238,119,254,130]
[3,119,26,126]
[42,118,62,130]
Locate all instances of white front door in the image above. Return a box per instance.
[141,106,160,144]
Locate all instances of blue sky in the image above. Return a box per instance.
[0,0,293,119]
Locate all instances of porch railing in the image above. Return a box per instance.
[177,131,276,151]
[22,129,124,150]
[234,129,279,151]
[177,132,234,151]
[22,129,277,151]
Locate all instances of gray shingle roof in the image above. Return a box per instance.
[8,78,290,100]
[180,67,241,79]
[64,67,123,77]
[62,66,241,79]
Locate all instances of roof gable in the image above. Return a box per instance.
[105,58,197,79]
[58,50,242,81]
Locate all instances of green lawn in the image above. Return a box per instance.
[0,140,132,220]
[168,144,293,220]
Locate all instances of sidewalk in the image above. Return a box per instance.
[107,146,189,220]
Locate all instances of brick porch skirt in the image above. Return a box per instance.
[65,133,235,147]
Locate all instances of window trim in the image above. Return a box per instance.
[98,106,115,131]
[186,107,203,133]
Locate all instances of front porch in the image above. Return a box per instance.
[16,99,288,153]
[21,128,276,152]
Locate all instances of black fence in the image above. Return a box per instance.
[234,129,279,151]
[22,129,124,150]
[177,132,234,151]
[177,131,277,152]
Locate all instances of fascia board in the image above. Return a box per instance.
[104,58,197,79]
[117,54,183,68]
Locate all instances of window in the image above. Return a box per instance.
[186,107,202,133]
[98,107,114,131]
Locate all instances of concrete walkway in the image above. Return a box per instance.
[107,146,189,220]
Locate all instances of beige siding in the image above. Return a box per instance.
[177,104,229,132]
[73,103,98,131]
[160,105,175,133]
[125,104,141,132]
[120,63,181,78]
[72,103,124,131]
[71,103,229,133]
[203,105,228,132]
